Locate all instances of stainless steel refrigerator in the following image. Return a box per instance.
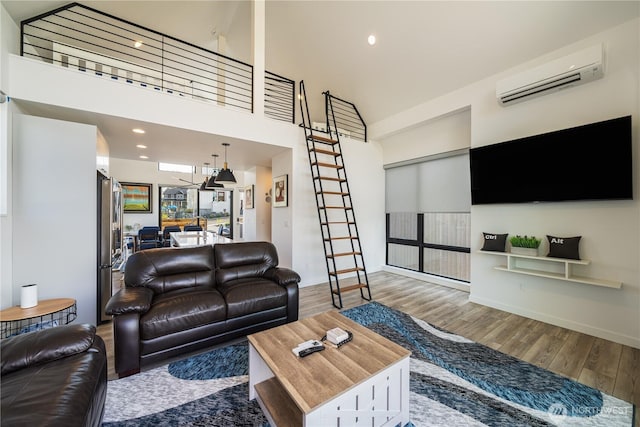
[97,173,122,323]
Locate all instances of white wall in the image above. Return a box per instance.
[0,100,10,307]
[0,2,18,91]
[96,129,109,176]
[0,3,18,307]
[224,1,252,64]
[255,166,272,241]
[11,115,98,325]
[381,108,471,166]
[8,54,298,152]
[242,166,271,242]
[242,168,257,240]
[343,138,386,276]
[271,149,293,268]
[370,18,640,348]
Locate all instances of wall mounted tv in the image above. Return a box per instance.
[470,115,632,205]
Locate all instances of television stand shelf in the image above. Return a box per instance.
[478,250,622,289]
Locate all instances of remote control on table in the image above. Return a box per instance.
[292,340,324,357]
[298,345,325,357]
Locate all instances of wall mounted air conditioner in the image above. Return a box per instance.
[496,43,604,106]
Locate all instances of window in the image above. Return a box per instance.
[158,186,234,238]
[159,186,201,229]
[198,189,233,238]
[201,165,219,176]
[158,162,195,174]
[385,152,470,282]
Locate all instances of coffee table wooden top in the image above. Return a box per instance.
[248,310,410,414]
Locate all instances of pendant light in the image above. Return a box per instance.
[205,154,224,189]
[214,142,237,185]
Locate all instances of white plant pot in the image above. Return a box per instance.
[510,247,538,257]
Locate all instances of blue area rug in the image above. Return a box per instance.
[103,302,634,426]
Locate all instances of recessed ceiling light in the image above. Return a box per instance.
[367,34,376,46]
[136,144,147,149]
[139,155,149,159]
[134,40,143,48]
[132,128,145,134]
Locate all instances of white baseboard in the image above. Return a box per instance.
[469,294,640,349]
[381,265,470,293]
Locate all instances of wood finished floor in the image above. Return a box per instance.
[97,271,639,423]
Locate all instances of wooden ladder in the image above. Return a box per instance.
[299,81,372,308]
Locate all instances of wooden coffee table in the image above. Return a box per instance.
[248,310,411,427]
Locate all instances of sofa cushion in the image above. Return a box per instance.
[218,278,288,319]
[125,245,215,295]
[141,288,226,340]
[214,242,278,285]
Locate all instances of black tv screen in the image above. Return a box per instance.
[470,116,632,204]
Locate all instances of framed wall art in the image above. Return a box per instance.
[245,184,254,209]
[273,174,288,207]
[122,182,152,213]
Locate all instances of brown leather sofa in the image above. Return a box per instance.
[106,241,300,377]
[1,324,107,427]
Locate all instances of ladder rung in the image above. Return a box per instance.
[331,283,368,294]
[315,176,346,182]
[309,134,339,145]
[310,148,341,157]
[320,221,355,225]
[320,206,353,210]
[312,162,343,169]
[317,191,349,196]
[329,267,365,276]
[324,236,358,241]
[327,252,362,258]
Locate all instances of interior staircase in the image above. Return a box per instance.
[298,81,372,309]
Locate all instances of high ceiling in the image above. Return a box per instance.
[3,1,639,169]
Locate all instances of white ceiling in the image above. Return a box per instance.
[3,1,639,169]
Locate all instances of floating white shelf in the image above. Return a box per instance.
[478,250,622,289]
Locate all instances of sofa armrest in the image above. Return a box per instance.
[264,267,300,323]
[112,312,142,377]
[1,324,98,376]
[105,287,154,316]
[263,267,301,287]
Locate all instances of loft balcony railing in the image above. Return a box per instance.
[265,70,295,123]
[20,2,295,123]
[324,91,367,142]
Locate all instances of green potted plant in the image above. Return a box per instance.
[509,235,541,256]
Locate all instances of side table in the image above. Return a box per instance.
[0,298,77,339]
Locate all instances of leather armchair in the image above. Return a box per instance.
[1,324,107,427]
[106,242,300,377]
